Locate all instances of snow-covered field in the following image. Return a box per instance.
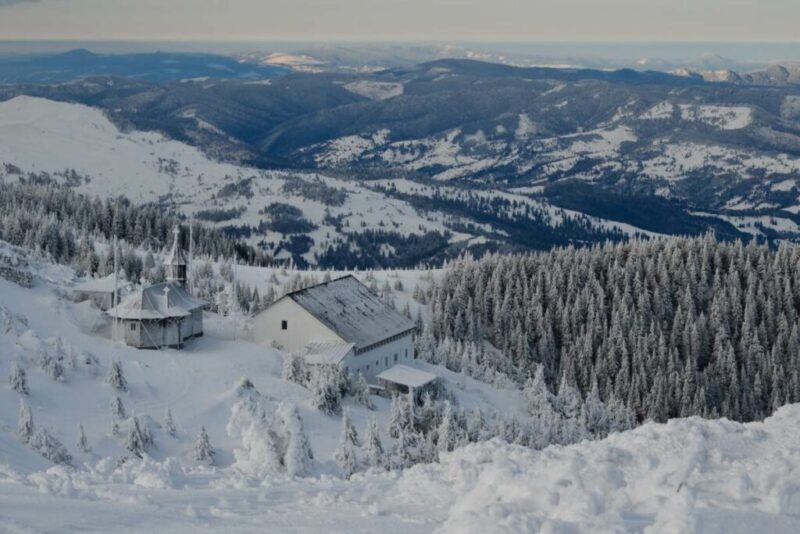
[2,244,800,532]
[0,96,466,262]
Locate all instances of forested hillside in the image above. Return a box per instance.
[427,234,800,424]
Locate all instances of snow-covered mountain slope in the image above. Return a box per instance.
[0,96,660,264]
[0,96,460,264]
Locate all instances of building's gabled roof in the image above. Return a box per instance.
[377,364,438,389]
[107,281,205,320]
[73,273,130,294]
[285,275,415,350]
[303,342,355,365]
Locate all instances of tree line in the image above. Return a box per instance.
[426,233,800,424]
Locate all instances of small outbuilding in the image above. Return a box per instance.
[376,364,439,403]
[72,274,131,311]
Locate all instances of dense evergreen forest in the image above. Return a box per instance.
[0,181,269,276]
[426,234,800,424]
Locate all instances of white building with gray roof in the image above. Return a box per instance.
[253,275,416,382]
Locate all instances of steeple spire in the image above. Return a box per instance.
[164,226,187,287]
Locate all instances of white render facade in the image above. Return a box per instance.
[253,298,342,353]
[253,276,416,383]
[350,331,414,383]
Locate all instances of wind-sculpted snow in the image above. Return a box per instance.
[3,407,800,532]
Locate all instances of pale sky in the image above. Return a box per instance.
[0,0,797,42]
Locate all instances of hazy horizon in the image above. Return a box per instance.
[0,0,799,43]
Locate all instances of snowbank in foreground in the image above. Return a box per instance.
[420,405,800,533]
[3,405,800,532]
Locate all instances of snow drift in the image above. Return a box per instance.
[3,405,800,532]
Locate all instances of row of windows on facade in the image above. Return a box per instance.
[345,348,409,376]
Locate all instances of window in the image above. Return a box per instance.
[366,364,370,370]
[130,323,137,332]
[376,360,379,368]
[281,320,288,331]
[394,353,398,362]
[385,357,388,367]
[405,348,409,359]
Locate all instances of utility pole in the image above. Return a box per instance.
[188,219,194,288]
[112,236,118,343]
[232,256,237,342]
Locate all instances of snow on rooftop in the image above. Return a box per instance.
[72,273,130,294]
[304,342,355,365]
[287,275,415,350]
[377,364,438,388]
[106,281,205,320]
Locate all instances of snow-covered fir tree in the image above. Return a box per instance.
[310,365,342,416]
[107,360,127,392]
[29,428,72,465]
[9,362,28,395]
[342,412,360,446]
[77,423,90,453]
[164,407,177,437]
[277,402,314,477]
[436,401,457,453]
[282,352,306,385]
[388,394,415,439]
[17,398,34,442]
[363,417,384,469]
[111,395,126,419]
[334,418,357,479]
[125,415,148,458]
[350,371,373,410]
[193,426,215,465]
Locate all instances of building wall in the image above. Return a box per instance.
[253,297,344,352]
[114,318,196,349]
[345,332,414,383]
[191,309,203,337]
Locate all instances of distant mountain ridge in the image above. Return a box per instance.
[0,49,288,83]
[3,57,800,259]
